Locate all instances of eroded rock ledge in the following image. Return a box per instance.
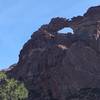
[7,5,100,100]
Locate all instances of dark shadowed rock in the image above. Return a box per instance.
[6,5,100,100]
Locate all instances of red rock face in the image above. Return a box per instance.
[7,6,100,100]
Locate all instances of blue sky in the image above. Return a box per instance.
[0,0,100,69]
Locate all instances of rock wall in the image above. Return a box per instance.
[7,5,100,100]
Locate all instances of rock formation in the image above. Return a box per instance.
[7,5,100,100]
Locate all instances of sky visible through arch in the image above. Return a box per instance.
[0,0,100,69]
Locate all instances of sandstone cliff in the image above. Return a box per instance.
[7,5,100,100]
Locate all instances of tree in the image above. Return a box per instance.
[0,72,28,100]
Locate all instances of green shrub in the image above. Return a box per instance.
[0,72,28,100]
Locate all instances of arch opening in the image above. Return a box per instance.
[58,27,73,34]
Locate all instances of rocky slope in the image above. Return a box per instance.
[7,5,100,100]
